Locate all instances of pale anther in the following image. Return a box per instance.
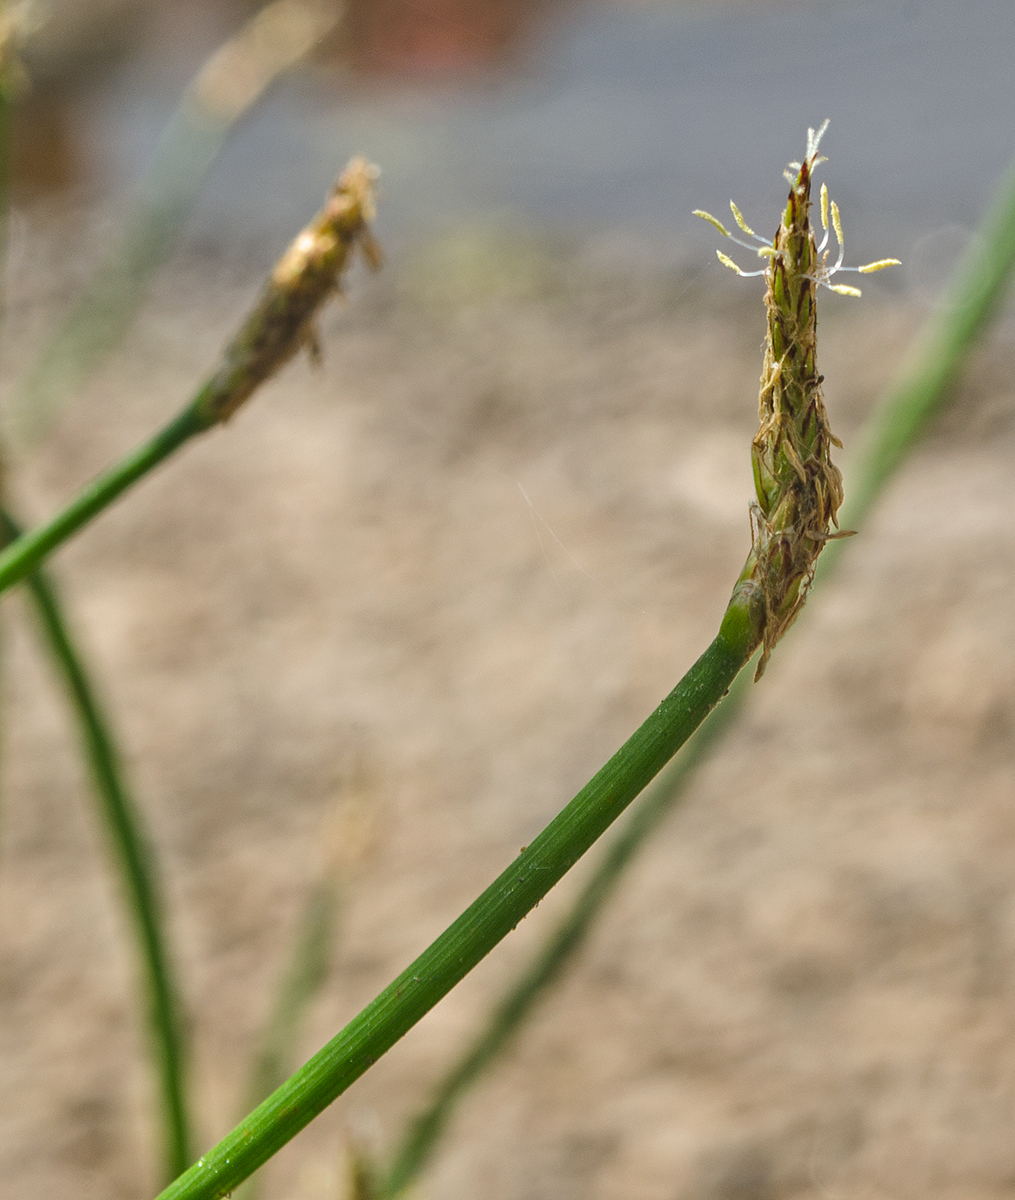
[694,210,731,237]
[831,201,845,248]
[730,201,757,238]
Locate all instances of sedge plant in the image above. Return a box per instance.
[0,22,197,1181]
[375,125,1015,1200]
[149,122,891,1200]
[7,96,1011,1200]
[0,68,378,1181]
[0,155,381,595]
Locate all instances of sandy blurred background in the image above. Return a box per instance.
[3,1,1015,1199]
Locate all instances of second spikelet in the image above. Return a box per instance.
[198,156,381,427]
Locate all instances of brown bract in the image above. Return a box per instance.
[198,156,382,427]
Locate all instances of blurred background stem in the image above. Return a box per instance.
[234,879,341,1200]
[9,0,341,449]
[0,151,377,597]
[0,25,194,1174]
[235,752,377,1200]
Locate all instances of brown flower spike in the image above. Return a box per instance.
[197,156,382,427]
[696,122,898,677]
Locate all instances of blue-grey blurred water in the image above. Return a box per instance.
[90,0,1015,280]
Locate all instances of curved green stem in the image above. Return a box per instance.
[375,146,1015,1198]
[0,152,377,597]
[149,138,1015,1200]
[378,670,751,1198]
[2,511,193,1180]
[154,605,759,1200]
[0,405,207,594]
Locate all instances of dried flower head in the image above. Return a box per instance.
[198,156,382,426]
[696,122,899,677]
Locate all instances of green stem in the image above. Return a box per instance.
[0,152,376,597]
[0,403,207,594]
[154,610,758,1200]
[2,511,193,1180]
[378,669,751,1198]
[152,146,1015,1200]
[377,147,1015,1197]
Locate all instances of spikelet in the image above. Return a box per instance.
[198,157,381,426]
[696,123,898,678]
[745,125,845,677]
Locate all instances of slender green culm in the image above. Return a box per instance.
[0,39,197,1172]
[1,509,193,1181]
[374,130,1015,1200]
[154,623,758,1200]
[9,0,342,447]
[148,125,876,1200]
[0,157,379,595]
[377,680,749,1199]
